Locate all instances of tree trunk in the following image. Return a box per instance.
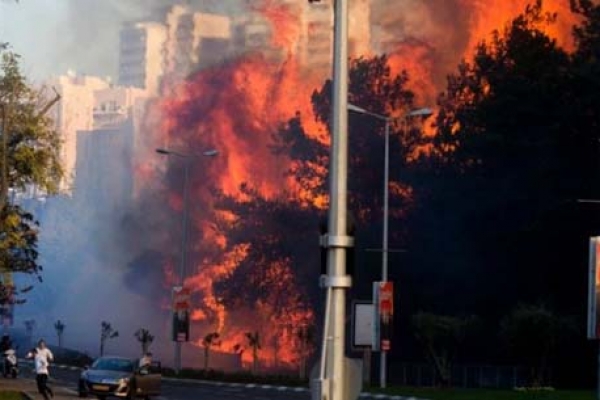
[204,347,209,370]
[252,348,258,374]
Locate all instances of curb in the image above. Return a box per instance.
[19,359,428,400]
[160,377,427,399]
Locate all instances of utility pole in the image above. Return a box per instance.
[314,0,352,400]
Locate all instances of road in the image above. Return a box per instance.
[35,366,312,400]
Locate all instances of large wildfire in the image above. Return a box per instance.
[133,0,580,370]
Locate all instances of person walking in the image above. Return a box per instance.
[29,340,54,399]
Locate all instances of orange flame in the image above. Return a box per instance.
[136,0,580,370]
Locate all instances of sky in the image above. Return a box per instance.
[1,0,94,80]
[0,0,247,82]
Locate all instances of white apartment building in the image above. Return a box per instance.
[162,5,233,80]
[118,22,168,95]
[50,73,110,193]
[288,0,371,74]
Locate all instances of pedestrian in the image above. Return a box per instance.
[36,339,54,364]
[32,340,54,399]
[139,351,153,369]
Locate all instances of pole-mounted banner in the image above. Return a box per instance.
[589,237,600,340]
[373,281,394,351]
[172,286,191,342]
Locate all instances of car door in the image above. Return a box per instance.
[134,362,161,396]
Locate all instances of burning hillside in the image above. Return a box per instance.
[133,0,579,370]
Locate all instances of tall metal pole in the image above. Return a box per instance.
[380,120,390,388]
[175,159,191,373]
[325,0,350,399]
[597,340,600,400]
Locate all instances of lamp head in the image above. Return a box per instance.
[203,149,219,157]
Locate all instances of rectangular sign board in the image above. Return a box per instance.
[588,237,600,340]
[351,301,374,349]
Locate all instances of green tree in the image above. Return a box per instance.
[54,319,65,347]
[500,304,572,387]
[0,46,62,305]
[134,328,154,355]
[408,0,594,314]
[100,321,118,356]
[201,332,220,370]
[412,312,479,387]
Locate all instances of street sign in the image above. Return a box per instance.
[373,281,394,351]
[172,286,191,311]
[172,286,191,342]
[351,301,374,349]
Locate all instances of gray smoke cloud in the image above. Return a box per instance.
[1,0,248,80]
[57,0,248,78]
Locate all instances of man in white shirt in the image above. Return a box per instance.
[32,340,54,399]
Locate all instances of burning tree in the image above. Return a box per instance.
[201,331,220,370]
[245,331,260,374]
[138,0,592,376]
[207,55,422,367]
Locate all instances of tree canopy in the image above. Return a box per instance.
[0,46,63,306]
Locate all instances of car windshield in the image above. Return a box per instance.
[91,358,134,372]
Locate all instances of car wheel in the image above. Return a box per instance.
[78,381,87,398]
[127,383,136,400]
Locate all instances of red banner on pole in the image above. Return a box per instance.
[172,286,191,342]
[373,281,394,351]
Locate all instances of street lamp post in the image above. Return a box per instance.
[348,104,432,388]
[155,147,218,373]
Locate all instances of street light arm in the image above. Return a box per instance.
[155,148,218,158]
[348,103,434,122]
[347,103,388,121]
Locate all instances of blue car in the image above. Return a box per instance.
[78,356,161,399]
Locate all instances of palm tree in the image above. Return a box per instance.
[202,332,220,370]
[134,328,154,354]
[54,320,65,347]
[24,319,35,348]
[245,331,261,374]
[296,325,315,380]
[100,321,119,356]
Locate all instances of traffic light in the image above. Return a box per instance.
[319,213,356,276]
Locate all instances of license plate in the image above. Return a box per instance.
[92,385,110,391]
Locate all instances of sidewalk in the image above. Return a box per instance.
[0,377,76,400]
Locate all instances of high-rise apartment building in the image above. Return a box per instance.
[118,22,168,95]
[50,73,110,193]
[297,0,371,74]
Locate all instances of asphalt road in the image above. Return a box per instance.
[30,366,312,400]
